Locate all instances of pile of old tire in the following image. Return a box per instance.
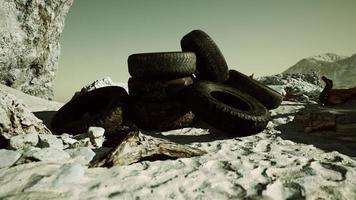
[51,29,283,137]
[127,52,197,131]
[180,30,283,135]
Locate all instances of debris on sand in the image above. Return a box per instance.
[319,76,356,106]
[294,107,356,142]
[92,130,206,167]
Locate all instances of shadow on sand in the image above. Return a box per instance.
[275,103,356,158]
[141,120,238,145]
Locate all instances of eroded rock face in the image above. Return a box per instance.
[0,0,74,100]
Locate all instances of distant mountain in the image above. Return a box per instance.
[283,53,356,88]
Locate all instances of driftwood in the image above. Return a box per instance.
[319,76,356,106]
[92,130,206,167]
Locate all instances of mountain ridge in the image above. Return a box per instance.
[283,53,356,88]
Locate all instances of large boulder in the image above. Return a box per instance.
[0,0,74,100]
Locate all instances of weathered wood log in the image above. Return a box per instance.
[91,130,206,168]
[319,76,356,106]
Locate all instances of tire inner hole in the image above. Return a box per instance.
[211,91,251,111]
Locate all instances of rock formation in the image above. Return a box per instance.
[256,73,323,102]
[0,0,74,100]
[0,90,51,143]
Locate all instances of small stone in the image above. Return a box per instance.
[52,163,84,187]
[9,133,39,150]
[70,138,93,149]
[39,134,63,149]
[60,133,78,147]
[91,137,105,148]
[72,132,89,140]
[88,127,105,138]
[0,149,21,168]
[28,147,70,162]
[65,147,95,165]
[87,127,105,148]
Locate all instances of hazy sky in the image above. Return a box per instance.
[54,0,356,102]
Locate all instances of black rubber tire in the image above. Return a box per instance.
[128,52,196,79]
[130,100,195,131]
[51,86,130,135]
[226,70,283,110]
[183,81,270,135]
[181,30,229,83]
[128,76,193,101]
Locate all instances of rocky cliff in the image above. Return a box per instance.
[0,0,73,100]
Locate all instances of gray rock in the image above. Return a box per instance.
[28,147,70,162]
[91,137,105,148]
[52,163,84,187]
[38,134,63,149]
[65,147,95,165]
[256,73,323,102]
[0,149,21,168]
[9,133,39,150]
[0,90,51,141]
[70,138,94,149]
[88,127,105,138]
[60,133,78,149]
[88,127,105,148]
[0,0,73,99]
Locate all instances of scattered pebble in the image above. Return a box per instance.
[9,133,39,150]
[38,134,63,149]
[60,133,78,148]
[70,138,93,149]
[87,127,105,148]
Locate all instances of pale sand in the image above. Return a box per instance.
[1,87,356,199]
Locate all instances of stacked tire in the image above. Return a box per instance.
[52,29,283,137]
[127,52,196,131]
[180,30,283,135]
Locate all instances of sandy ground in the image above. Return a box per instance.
[1,88,356,200]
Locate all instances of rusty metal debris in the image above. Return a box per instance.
[319,76,356,106]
